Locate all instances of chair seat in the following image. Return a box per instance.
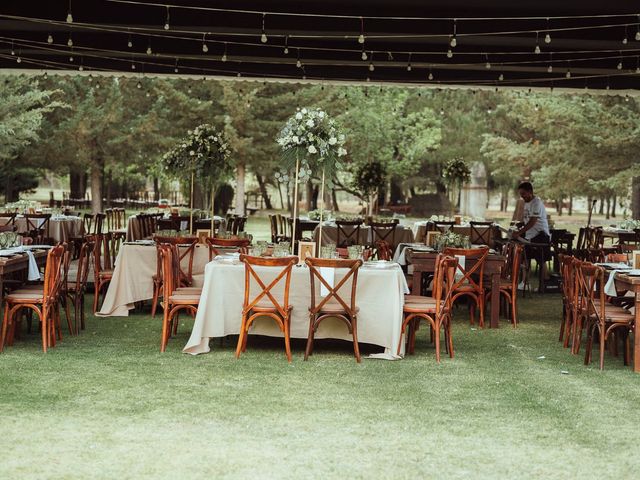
[453,285,481,293]
[250,300,293,313]
[167,294,201,304]
[5,293,44,303]
[405,295,432,304]
[403,300,445,314]
[99,270,113,278]
[314,299,359,315]
[176,287,202,294]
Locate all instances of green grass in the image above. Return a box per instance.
[1,293,639,479]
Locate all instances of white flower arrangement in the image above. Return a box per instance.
[275,107,347,185]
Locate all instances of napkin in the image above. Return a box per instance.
[604,270,622,296]
[455,255,466,282]
[180,220,188,231]
[319,267,335,297]
[25,250,41,281]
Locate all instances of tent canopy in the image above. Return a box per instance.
[1,0,639,90]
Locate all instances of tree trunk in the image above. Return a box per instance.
[106,169,113,207]
[556,198,563,216]
[611,194,617,218]
[69,169,86,199]
[235,162,246,215]
[605,197,611,220]
[331,188,339,213]
[568,194,573,216]
[255,174,273,209]
[389,177,404,204]
[90,160,103,214]
[599,197,605,215]
[153,177,160,202]
[632,176,640,220]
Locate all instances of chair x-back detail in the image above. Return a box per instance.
[497,242,523,326]
[24,213,52,244]
[335,219,364,247]
[368,219,398,257]
[433,221,455,233]
[443,246,490,327]
[236,255,298,362]
[305,257,363,362]
[205,237,251,262]
[469,221,495,246]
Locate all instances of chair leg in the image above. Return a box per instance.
[0,304,10,353]
[283,316,292,363]
[434,319,441,363]
[584,322,594,365]
[352,316,361,363]
[151,282,160,317]
[304,314,315,360]
[599,327,606,370]
[235,316,247,359]
[160,306,170,352]
[478,295,485,328]
[63,296,74,336]
[93,281,100,313]
[41,308,48,353]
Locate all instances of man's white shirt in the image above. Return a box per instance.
[523,196,550,240]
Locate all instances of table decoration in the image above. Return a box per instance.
[276,107,347,254]
[162,124,234,235]
[442,158,471,214]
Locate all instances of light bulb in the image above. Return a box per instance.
[296,59,301,68]
[534,45,541,54]
[534,104,539,111]
[10,49,15,55]
[137,81,142,89]
[67,38,73,47]
[358,34,365,44]
[544,33,551,43]
[127,40,133,48]
[16,56,21,63]
[261,33,268,43]
[361,51,367,60]
[146,46,152,55]
[446,49,453,58]
[636,31,640,41]
[623,37,628,45]
[131,63,136,70]
[43,71,47,78]
[439,109,444,115]
[47,34,53,44]
[566,70,571,78]
[636,67,640,74]
[174,67,178,73]
[428,72,433,80]
[284,47,289,54]
[221,53,227,62]
[164,23,170,30]
[202,43,208,53]
[625,95,630,101]
[69,55,74,62]
[66,13,73,23]
[146,92,150,97]
[368,62,374,71]
[450,36,457,47]
[407,64,412,72]
[485,62,491,69]
[498,73,504,81]
[617,62,623,70]
[547,65,553,73]
[487,107,492,114]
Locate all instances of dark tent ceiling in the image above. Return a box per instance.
[2,0,640,90]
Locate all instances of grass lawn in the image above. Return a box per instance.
[1,292,639,479]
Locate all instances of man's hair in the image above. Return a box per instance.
[517,181,533,193]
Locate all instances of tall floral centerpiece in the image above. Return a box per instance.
[276,107,347,253]
[162,124,233,234]
[442,157,471,215]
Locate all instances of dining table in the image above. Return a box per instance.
[405,249,507,328]
[312,223,414,250]
[96,242,210,317]
[0,215,84,243]
[611,272,640,372]
[0,248,48,309]
[183,259,410,356]
[412,221,501,248]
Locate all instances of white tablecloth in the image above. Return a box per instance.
[183,261,409,355]
[96,243,210,317]
[0,215,83,243]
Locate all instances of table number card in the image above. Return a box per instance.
[426,231,441,248]
[298,241,316,264]
[633,250,640,269]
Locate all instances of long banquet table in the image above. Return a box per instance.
[405,249,506,328]
[0,215,83,243]
[612,272,640,372]
[96,243,210,317]
[183,260,410,356]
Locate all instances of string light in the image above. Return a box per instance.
[296,48,302,68]
[127,30,133,48]
[498,73,504,81]
[164,6,170,30]
[623,25,628,44]
[137,80,142,88]
[544,18,551,43]
[446,48,453,58]
[283,35,289,54]
[617,56,623,70]
[10,41,14,55]
[260,14,268,43]
[221,42,228,61]
[534,31,541,54]
[636,17,640,41]
[66,0,73,23]
[534,103,539,111]
[450,19,457,47]
[547,52,553,73]
[146,42,152,55]
[368,61,374,71]
[47,34,53,44]
[67,35,73,47]
[202,33,208,52]
[361,47,367,61]
[566,69,571,78]
[485,53,491,69]
[16,55,21,63]
[407,53,412,71]
[174,58,178,73]
[358,17,365,44]
[43,71,48,79]
[428,69,433,80]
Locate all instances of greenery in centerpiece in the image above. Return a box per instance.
[435,230,471,251]
[442,157,471,213]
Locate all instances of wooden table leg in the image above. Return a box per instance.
[490,272,500,328]
[634,287,640,373]
[412,268,422,296]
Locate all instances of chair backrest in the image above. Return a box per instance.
[43,245,64,305]
[93,233,116,277]
[617,232,640,253]
[433,221,455,233]
[1,213,17,227]
[443,246,490,292]
[234,216,247,234]
[82,213,94,235]
[276,214,290,240]
[368,220,398,248]
[431,254,459,315]
[159,244,178,301]
[154,235,198,285]
[205,237,251,261]
[305,257,362,317]
[576,262,603,324]
[469,221,495,246]
[75,239,94,292]
[335,219,364,247]
[558,254,575,304]
[268,214,279,243]
[240,254,297,318]
[500,242,523,289]
[24,213,51,241]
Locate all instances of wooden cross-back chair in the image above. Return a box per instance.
[433,221,455,233]
[400,254,458,361]
[368,219,398,257]
[153,235,198,285]
[617,232,640,254]
[469,221,495,246]
[0,245,64,353]
[276,214,290,241]
[233,216,247,234]
[335,219,364,247]
[496,242,523,326]
[82,213,94,234]
[24,213,52,244]
[305,257,363,362]
[579,264,634,370]
[205,237,251,261]
[443,246,490,327]
[268,214,280,243]
[158,244,201,352]
[66,239,94,334]
[236,255,298,362]
[1,213,17,227]
[558,254,576,349]
[92,234,115,313]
